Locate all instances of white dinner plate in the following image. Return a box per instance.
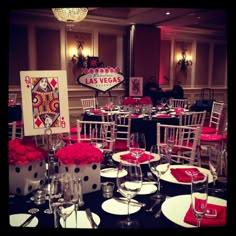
[100,168,127,178]
[60,210,100,228]
[9,214,38,227]
[138,183,157,195]
[112,151,159,165]
[153,114,175,118]
[161,194,227,228]
[101,198,141,215]
[169,109,189,112]
[161,165,213,185]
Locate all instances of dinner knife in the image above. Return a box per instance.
[112,197,146,207]
[19,213,36,227]
[85,208,98,229]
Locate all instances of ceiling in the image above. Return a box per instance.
[10,8,227,34]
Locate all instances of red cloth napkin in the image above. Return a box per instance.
[131,114,139,118]
[170,168,205,182]
[184,202,227,227]
[156,114,172,118]
[120,152,154,163]
[174,107,184,114]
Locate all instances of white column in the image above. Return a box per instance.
[60,27,66,70]
[116,36,123,72]
[93,30,99,57]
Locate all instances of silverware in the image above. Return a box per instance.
[112,197,146,207]
[142,181,157,185]
[153,195,170,218]
[154,208,162,218]
[100,168,117,173]
[145,199,161,212]
[19,213,37,227]
[85,208,98,229]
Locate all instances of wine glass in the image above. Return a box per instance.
[129,132,146,159]
[208,146,227,196]
[116,158,143,228]
[148,144,170,200]
[91,127,107,151]
[191,172,208,227]
[166,128,175,163]
[156,101,163,113]
[160,97,168,108]
[50,173,77,228]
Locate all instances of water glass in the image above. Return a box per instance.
[101,182,115,198]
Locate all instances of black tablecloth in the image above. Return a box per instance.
[8,163,227,231]
[8,104,22,122]
[83,112,179,151]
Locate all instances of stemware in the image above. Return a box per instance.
[191,172,208,227]
[160,97,168,108]
[166,128,175,163]
[148,144,170,200]
[116,158,143,228]
[208,146,227,196]
[129,132,146,159]
[91,127,107,151]
[50,173,77,228]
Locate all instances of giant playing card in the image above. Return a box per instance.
[20,70,70,135]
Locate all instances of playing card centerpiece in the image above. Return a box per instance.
[8,138,47,196]
[56,142,103,194]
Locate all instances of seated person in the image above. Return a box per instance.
[172,80,184,99]
[143,76,162,106]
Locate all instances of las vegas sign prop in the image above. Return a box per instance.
[77,67,124,92]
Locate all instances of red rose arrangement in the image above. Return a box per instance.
[8,138,47,165]
[56,142,104,166]
[122,97,137,105]
[139,96,152,105]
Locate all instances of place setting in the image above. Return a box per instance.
[161,172,227,228]
[160,164,214,185]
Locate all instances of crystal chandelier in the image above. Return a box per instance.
[52,8,88,23]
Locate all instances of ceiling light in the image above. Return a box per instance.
[52,8,88,23]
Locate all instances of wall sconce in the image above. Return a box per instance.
[71,40,90,68]
[176,48,192,71]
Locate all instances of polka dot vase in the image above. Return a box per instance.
[58,162,101,194]
[9,160,46,196]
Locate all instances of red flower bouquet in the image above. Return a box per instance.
[139,96,152,105]
[8,138,47,165]
[122,97,137,105]
[56,142,104,166]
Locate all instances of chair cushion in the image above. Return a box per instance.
[172,141,193,152]
[114,140,128,152]
[70,127,77,134]
[201,126,217,134]
[200,134,222,142]
[16,120,23,126]
[62,135,77,143]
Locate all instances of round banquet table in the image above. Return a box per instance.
[8,161,228,231]
[83,111,179,151]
